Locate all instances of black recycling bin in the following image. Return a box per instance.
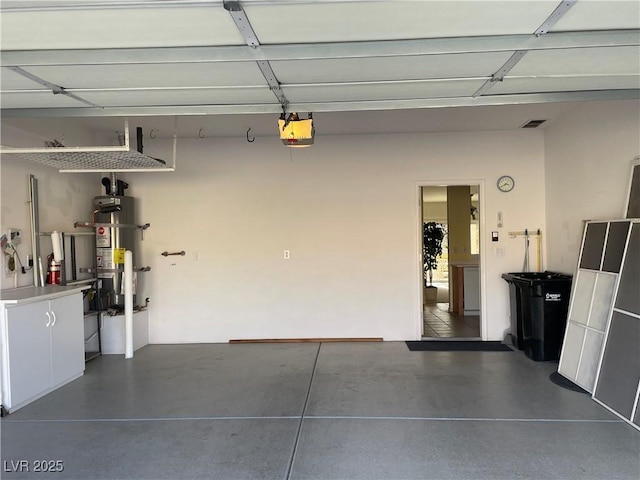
[502,271,573,361]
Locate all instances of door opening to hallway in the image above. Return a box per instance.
[421,185,481,339]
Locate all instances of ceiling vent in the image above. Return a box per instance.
[521,119,547,129]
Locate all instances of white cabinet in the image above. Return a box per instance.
[450,263,480,315]
[1,289,85,413]
[463,266,480,315]
[5,301,51,408]
[49,294,85,387]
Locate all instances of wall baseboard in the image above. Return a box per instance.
[229,337,383,344]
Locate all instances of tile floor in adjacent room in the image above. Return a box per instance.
[2,342,639,480]
[423,302,480,338]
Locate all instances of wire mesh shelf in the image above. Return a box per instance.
[6,149,171,172]
[0,118,176,172]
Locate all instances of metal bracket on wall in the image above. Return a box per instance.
[508,229,543,272]
[96,267,151,273]
[508,229,542,237]
[140,223,150,240]
[74,222,150,230]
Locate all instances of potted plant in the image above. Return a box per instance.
[423,222,446,302]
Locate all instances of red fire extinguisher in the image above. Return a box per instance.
[46,253,61,285]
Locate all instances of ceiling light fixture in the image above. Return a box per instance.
[278,112,315,148]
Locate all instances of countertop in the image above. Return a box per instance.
[0,285,89,305]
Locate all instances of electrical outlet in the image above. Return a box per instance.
[283,250,290,259]
[8,228,22,245]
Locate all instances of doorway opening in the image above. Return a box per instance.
[421,185,481,339]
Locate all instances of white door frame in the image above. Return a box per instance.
[416,179,487,340]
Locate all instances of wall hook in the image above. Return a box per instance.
[149,129,157,139]
[198,128,205,139]
[246,128,255,143]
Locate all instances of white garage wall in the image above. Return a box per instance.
[4,101,637,340]
[544,100,640,274]
[123,129,545,343]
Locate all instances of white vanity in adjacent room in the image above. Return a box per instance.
[0,285,86,414]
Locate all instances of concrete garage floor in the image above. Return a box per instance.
[1,342,639,480]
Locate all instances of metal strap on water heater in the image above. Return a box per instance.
[75,222,145,229]
[97,267,151,273]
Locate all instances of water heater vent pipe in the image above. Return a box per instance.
[124,250,134,359]
[110,173,117,197]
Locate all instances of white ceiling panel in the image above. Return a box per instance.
[77,87,276,107]
[551,1,640,31]
[0,1,638,119]
[1,67,45,90]
[0,6,243,51]
[510,47,640,77]
[245,1,558,44]
[21,63,267,90]
[1,1,170,6]
[492,75,640,95]
[271,52,512,84]
[284,79,484,103]
[0,91,90,109]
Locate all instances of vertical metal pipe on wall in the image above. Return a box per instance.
[124,250,133,359]
[28,175,41,286]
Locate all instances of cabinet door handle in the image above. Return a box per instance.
[51,310,57,327]
[45,311,51,327]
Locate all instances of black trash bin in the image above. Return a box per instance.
[502,271,573,361]
[502,273,525,350]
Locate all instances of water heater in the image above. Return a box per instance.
[95,176,137,309]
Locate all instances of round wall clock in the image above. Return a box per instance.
[497,175,515,192]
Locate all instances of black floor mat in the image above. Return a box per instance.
[406,341,514,352]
